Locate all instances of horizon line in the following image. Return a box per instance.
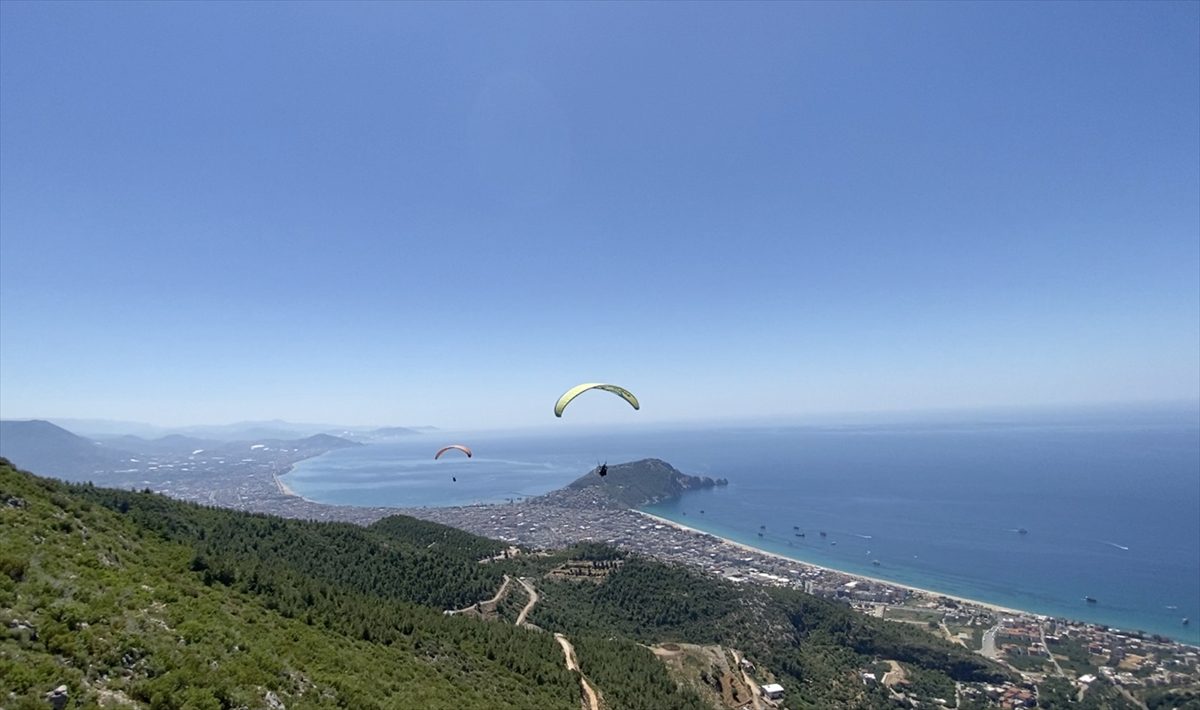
[2,398,1196,435]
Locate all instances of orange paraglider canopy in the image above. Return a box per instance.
[434,444,473,460]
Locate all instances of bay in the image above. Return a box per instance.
[283,404,1200,644]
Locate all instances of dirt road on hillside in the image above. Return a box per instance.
[556,632,601,710]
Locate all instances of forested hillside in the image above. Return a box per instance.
[0,460,580,709]
[2,459,1016,709]
[522,549,1012,709]
[79,484,505,611]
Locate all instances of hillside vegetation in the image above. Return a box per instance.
[3,459,1013,709]
[0,460,580,709]
[521,548,1012,709]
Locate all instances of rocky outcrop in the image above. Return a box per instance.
[557,458,729,507]
[45,685,68,710]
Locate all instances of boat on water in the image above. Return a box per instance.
[792,525,799,530]
[1018,528,1028,535]
[872,560,881,566]
[760,524,766,530]
[1084,596,1098,604]
[819,531,827,537]
[795,532,805,537]
[1184,618,1191,626]
[757,532,764,538]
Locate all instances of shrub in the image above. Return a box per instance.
[0,553,28,581]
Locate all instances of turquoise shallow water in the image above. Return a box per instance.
[284,405,1200,644]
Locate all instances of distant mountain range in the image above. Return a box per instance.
[95,433,222,456]
[90,431,365,457]
[0,419,363,480]
[0,420,131,478]
[41,417,436,442]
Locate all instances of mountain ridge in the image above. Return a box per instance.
[0,420,134,478]
[0,420,362,482]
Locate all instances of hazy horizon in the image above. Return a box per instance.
[4,398,1196,439]
[2,2,1197,430]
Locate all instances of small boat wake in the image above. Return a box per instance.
[1102,541,1130,551]
[854,534,873,540]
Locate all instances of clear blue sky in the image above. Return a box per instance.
[2,1,1197,429]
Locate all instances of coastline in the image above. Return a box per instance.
[262,460,1197,646]
[272,465,322,505]
[267,470,1110,625]
[634,509,1029,617]
[273,467,296,496]
[267,472,1030,620]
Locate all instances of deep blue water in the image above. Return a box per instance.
[283,406,1200,644]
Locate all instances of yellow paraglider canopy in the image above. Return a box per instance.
[554,383,640,417]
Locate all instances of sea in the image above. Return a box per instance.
[282,404,1200,644]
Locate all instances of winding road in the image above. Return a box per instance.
[515,577,539,628]
[556,633,601,710]
[514,577,601,710]
[445,574,511,615]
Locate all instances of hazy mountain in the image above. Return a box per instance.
[94,433,221,456]
[44,418,311,441]
[166,433,363,458]
[371,425,423,437]
[172,420,314,441]
[41,418,437,442]
[175,420,432,441]
[0,419,134,478]
[272,433,363,451]
[335,425,428,443]
[0,421,363,482]
[49,417,169,438]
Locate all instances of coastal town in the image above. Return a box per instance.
[406,487,1200,707]
[18,439,1200,707]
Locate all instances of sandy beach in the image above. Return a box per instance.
[634,510,1028,617]
[273,466,408,510]
[272,467,301,498]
